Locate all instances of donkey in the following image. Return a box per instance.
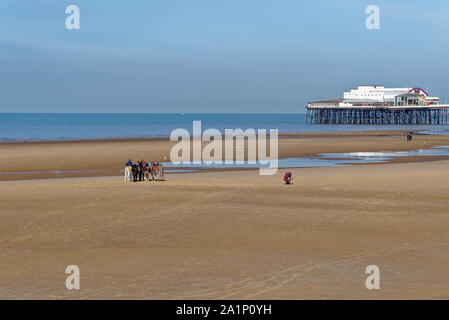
[143,162,152,182]
[150,162,165,181]
[131,164,141,182]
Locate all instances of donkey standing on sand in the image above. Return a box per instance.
[150,162,165,181]
[143,162,152,181]
[131,164,142,182]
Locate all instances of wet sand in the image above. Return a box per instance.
[1,131,449,299]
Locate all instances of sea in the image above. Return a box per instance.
[1,113,448,142]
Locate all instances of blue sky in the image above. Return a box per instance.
[0,0,448,113]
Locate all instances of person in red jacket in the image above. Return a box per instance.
[284,172,293,185]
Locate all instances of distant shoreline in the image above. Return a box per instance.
[0,136,169,145]
[0,129,433,145]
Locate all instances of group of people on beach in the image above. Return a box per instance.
[125,158,292,185]
[124,159,165,182]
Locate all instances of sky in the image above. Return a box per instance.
[0,0,448,113]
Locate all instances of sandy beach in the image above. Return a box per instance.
[2,130,449,180]
[1,131,449,299]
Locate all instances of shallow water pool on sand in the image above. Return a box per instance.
[164,145,449,170]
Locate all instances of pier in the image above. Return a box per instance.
[306,106,449,125]
[306,85,449,125]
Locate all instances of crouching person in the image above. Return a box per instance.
[284,172,294,185]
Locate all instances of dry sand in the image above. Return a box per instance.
[0,132,449,299]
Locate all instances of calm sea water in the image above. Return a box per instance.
[1,113,448,141]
